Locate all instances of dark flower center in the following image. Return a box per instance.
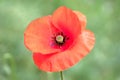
[56,35,64,44]
[52,32,69,47]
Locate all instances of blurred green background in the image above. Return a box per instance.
[0,0,120,80]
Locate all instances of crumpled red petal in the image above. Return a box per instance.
[52,6,81,38]
[73,11,87,31]
[24,16,60,54]
[33,30,95,72]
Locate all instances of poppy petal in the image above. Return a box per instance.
[73,11,87,30]
[33,30,95,72]
[52,6,81,38]
[24,16,60,54]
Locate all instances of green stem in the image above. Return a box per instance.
[3,53,17,80]
[60,71,64,80]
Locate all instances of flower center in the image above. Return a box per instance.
[56,35,64,44]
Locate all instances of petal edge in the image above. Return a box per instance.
[24,16,60,54]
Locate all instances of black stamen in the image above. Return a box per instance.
[51,32,69,47]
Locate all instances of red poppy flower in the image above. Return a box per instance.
[24,6,95,72]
